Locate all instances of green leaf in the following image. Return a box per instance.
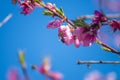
[43,10,54,16]
[19,51,25,66]
[72,19,89,27]
[35,0,44,6]
[101,47,111,52]
[56,7,64,16]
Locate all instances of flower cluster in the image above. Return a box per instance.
[47,10,120,48]
[58,25,97,47]
[47,10,107,48]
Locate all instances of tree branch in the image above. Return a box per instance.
[77,14,120,20]
[77,60,120,64]
[96,39,120,55]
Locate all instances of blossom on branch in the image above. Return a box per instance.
[92,10,107,26]
[58,25,74,45]
[18,0,42,15]
[46,3,56,12]
[73,27,97,47]
[47,19,62,29]
[58,25,97,47]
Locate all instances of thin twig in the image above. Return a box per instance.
[44,6,74,27]
[96,39,120,55]
[22,66,30,80]
[77,60,120,64]
[77,14,120,20]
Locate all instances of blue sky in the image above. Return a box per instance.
[0,0,120,80]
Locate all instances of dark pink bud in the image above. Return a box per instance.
[110,20,120,32]
[47,19,62,29]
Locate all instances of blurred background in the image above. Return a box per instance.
[0,0,120,80]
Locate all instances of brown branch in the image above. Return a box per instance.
[22,66,30,80]
[77,60,120,64]
[77,14,120,20]
[96,39,120,55]
[38,1,75,27]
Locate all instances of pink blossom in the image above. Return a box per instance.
[38,57,63,80]
[7,69,18,80]
[47,72,63,80]
[38,57,51,74]
[93,10,107,24]
[82,30,97,46]
[72,27,85,47]
[73,37,81,48]
[47,19,62,29]
[20,1,34,15]
[73,27,97,47]
[58,25,73,45]
[19,0,42,15]
[46,3,56,11]
[110,20,120,32]
[58,26,97,47]
[38,65,63,80]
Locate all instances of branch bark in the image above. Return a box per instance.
[77,14,120,20]
[77,60,120,64]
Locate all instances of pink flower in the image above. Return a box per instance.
[110,20,120,32]
[47,72,63,80]
[73,27,97,47]
[93,10,107,24]
[82,30,97,46]
[7,69,18,80]
[72,27,85,47]
[58,25,73,45]
[38,57,51,74]
[37,57,63,80]
[47,19,62,29]
[20,1,34,15]
[38,65,63,80]
[46,3,56,11]
[73,37,81,48]
[19,0,42,15]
